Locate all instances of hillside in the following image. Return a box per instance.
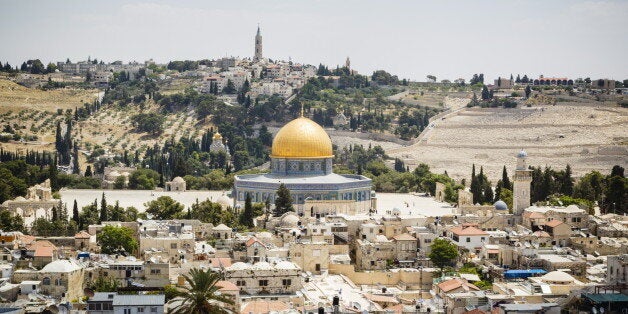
[390,93,628,181]
[0,79,99,112]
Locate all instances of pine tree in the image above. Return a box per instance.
[239,193,255,228]
[481,85,490,100]
[100,192,108,223]
[274,184,293,217]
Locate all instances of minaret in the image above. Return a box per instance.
[513,149,532,215]
[254,25,263,61]
[345,56,350,70]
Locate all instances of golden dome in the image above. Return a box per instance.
[271,117,333,158]
[213,132,223,140]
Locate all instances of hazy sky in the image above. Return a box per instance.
[1,0,627,81]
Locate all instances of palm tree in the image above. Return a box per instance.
[170,268,234,314]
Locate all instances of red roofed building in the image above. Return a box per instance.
[27,240,58,268]
[544,219,571,243]
[435,278,480,296]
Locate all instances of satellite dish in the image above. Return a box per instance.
[84,287,95,297]
[46,305,59,314]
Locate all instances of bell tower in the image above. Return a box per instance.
[513,150,532,215]
[254,25,263,61]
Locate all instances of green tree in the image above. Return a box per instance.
[189,199,224,224]
[145,196,184,219]
[46,62,57,74]
[85,165,93,177]
[72,200,80,224]
[428,238,459,271]
[109,201,124,221]
[0,209,25,233]
[560,164,574,196]
[128,168,160,189]
[0,168,28,203]
[89,276,119,292]
[232,150,249,172]
[274,184,293,217]
[239,193,255,228]
[501,166,512,190]
[605,170,627,214]
[113,175,126,189]
[499,188,513,212]
[525,85,532,98]
[97,225,138,255]
[481,85,490,100]
[100,192,108,223]
[29,59,45,74]
[222,79,236,94]
[170,268,234,314]
[131,113,165,135]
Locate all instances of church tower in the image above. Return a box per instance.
[254,25,263,61]
[513,150,532,215]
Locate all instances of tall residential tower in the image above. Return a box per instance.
[254,25,263,61]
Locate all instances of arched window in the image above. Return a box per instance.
[42,277,51,285]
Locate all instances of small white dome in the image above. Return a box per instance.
[280,212,300,228]
[565,205,581,212]
[227,262,249,271]
[517,150,528,158]
[275,261,299,270]
[541,271,576,283]
[40,260,82,273]
[172,176,185,183]
[216,194,231,207]
[253,262,273,270]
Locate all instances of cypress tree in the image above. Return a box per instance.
[502,166,512,190]
[561,164,574,196]
[274,184,293,217]
[85,165,92,177]
[52,206,59,221]
[470,164,481,204]
[239,193,255,228]
[72,200,80,224]
[484,184,494,205]
[72,143,80,174]
[99,192,108,223]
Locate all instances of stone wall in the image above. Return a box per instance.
[328,263,435,290]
